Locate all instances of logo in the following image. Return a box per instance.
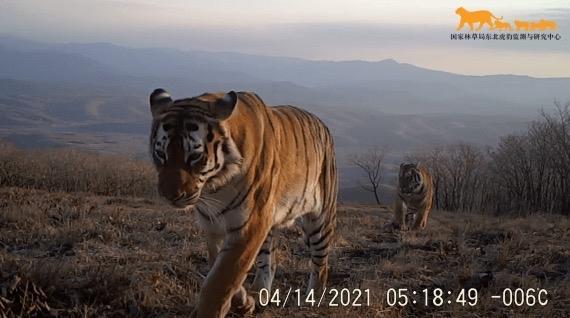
[451,7,561,41]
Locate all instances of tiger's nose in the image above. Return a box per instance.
[159,188,186,203]
[171,191,187,202]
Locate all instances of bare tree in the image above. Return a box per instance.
[408,143,488,212]
[352,147,388,205]
[405,101,570,215]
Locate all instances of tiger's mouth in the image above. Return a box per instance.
[402,186,414,193]
[170,191,200,208]
[402,184,419,194]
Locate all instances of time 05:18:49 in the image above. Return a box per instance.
[386,288,478,307]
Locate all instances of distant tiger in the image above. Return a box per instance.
[149,89,338,317]
[392,163,433,230]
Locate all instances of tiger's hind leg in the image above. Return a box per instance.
[252,229,277,302]
[302,211,334,292]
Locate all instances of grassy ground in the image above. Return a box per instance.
[0,187,568,317]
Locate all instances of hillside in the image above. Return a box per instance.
[0,77,529,153]
[0,101,528,204]
[0,187,567,317]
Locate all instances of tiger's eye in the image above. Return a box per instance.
[188,152,201,162]
[163,124,172,131]
[185,123,199,131]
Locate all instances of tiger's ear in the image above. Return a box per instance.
[150,88,172,117]
[213,91,238,120]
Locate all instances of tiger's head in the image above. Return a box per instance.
[149,88,243,209]
[398,163,423,194]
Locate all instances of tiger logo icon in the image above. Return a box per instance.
[455,7,503,31]
[494,20,512,31]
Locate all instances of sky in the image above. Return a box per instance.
[0,0,569,77]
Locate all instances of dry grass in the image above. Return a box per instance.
[0,187,568,317]
[0,144,156,198]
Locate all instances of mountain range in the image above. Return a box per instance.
[1,35,568,203]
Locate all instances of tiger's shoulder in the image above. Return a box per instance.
[418,165,433,182]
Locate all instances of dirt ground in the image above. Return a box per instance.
[0,187,568,317]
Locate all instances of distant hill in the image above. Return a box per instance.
[0,46,117,84]
[1,35,569,115]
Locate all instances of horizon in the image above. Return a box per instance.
[0,1,569,77]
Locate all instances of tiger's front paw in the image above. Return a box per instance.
[231,294,255,315]
[384,221,401,231]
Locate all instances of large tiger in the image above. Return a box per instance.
[149,89,338,317]
[392,163,433,230]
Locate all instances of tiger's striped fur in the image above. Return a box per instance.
[394,163,433,230]
[149,89,338,318]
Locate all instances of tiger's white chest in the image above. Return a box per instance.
[193,183,246,235]
[194,179,323,234]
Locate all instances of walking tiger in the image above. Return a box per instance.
[149,89,338,317]
[393,163,434,230]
